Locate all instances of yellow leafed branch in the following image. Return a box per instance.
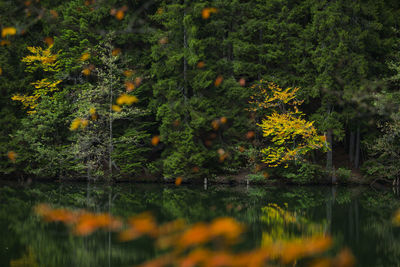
[12,45,62,114]
[250,81,327,167]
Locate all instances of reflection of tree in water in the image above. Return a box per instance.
[1,183,400,266]
[260,203,327,247]
[356,191,400,267]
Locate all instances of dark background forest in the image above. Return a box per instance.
[1,0,400,184]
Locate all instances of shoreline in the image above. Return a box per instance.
[0,170,377,187]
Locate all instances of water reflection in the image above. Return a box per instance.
[0,182,399,266]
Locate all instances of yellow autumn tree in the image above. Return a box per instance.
[249,81,327,167]
[11,45,62,114]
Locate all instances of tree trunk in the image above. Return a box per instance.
[183,3,188,122]
[326,128,333,170]
[354,126,360,169]
[258,29,262,80]
[349,130,355,163]
[109,69,113,178]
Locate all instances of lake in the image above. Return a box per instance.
[0,182,399,267]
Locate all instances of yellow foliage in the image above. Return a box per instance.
[0,40,11,46]
[69,118,88,131]
[9,248,38,267]
[116,93,138,105]
[393,209,400,226]
[112,105,122,112]
[82,68,91,76]
[7,151,17,163]
[250,81,327,167]
[89,107,97,120]
[12,79,61,114]
[23,45,60,71]
[13,45,62,114]
[80,52,90,61]
[249,81,302,113]
[1,27,17,37]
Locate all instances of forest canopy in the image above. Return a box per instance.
[1,0,400,184]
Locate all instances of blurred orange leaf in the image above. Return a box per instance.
[44,37,54,46]
[211,119,220,130]
[82,68,91,76]
[123,69,134,77]
[7,151,17,163]
[214,75,223,87]
[158,37,168,45]
[173,119,180,127]
[210,217,243,241]
[50,10,59,18]
[202,7,218,19]
[134,77,142,87]
[151,135,160,146]
[246,131,255,139]
[179,223,210,247]
[0,40,10,46]
[175,177,182,186]
[112,48,121,56]
[125,81,135,92]
[197,61,205,68]
[2,27,17,38]
[115,10,124,20]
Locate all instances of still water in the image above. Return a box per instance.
[0,182,400,267]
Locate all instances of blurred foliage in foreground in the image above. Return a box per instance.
[3,183,400,266]
[35,204,354,267]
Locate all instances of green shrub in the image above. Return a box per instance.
[335,168,352,183]
[246,173,266,183]
[281,162,327,184]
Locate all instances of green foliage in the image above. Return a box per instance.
[1,0,400,181]
[336,168,352,183]
[246,173,266,183]
[281,162,328,184]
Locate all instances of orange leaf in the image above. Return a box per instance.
[151,136,160,146]
[197,61,205,68]
[125,81,135,92]
[175,177,182,186]
[214,75,223,87]
[7,151,17,163]
[115,10,124,20]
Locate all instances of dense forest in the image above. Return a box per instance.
[2,0,400,184]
